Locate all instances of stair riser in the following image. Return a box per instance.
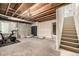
[61,39,78,43]
[60,45,79,53]
[61,42,79,48]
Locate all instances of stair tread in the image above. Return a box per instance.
[63,30,76,33]
[63,27,76,30]
[63,33,76,34]
[62,34,77,36]
[63,28,75,29]
[64,23,75,24]
[63,29,76,31]
[60,44,79,50]
[62,37,78,40]
[63,32,76,34]
[61,40,79,45]
[63,31,76,32]
[61,37,78,42]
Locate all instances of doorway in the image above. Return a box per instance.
[31,26,37,36]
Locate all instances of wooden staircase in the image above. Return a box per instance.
[60,17,79,53]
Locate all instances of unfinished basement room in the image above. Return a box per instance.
[0,3,79,56]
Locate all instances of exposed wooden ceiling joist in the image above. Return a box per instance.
[31,4,53,16]
[38,16,56,22]
[12,3,35,17]
[37,12,55,19]
[0,3,69,22]
[6,3,21,16]
[32,3,69,22]
[6,3,11,15]
[32,9,56,19]
[12,3,23,16]
[32,3,65,18]
[17,3,48,17]
[10,3,21,10]
[0,3,9,14]
[30,3,48,12]
[34,13,56,21]
[18,4,57,18]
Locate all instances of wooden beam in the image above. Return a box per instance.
[34,12,56,20]
[38,16,56,22]
[31,4,53,16]
[16,3,37,17]
[26,14,56,22]
[20,4,55,19]
[13,3,21,10]
[31,4,61,17]
[33,13,56,21]
[32,3,69,22]
[17,3,69,22]
[6,3,11,15]
[12,3,23,16]
[32,3,68,18]
[32,9,56,19]
[17,3,48,18]
[0,17,32,24]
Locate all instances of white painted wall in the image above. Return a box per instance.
[56,7,64,50]
[37,20,56,39]
[74,4,79,41]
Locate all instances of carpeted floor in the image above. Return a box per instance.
[0,38,60,56]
